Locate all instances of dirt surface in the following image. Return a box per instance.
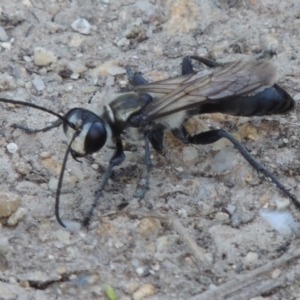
[1,0,300,299]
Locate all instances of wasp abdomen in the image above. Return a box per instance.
[198,84,295,117]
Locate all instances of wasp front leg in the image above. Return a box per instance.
[83,134,125,226]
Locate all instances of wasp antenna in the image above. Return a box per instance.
[0,97,76,130]
[55,132,80,228]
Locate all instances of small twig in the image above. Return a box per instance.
[286,73,300,77]
[126,208,210,269]
[171,218,211,269]
[190,247,300,300]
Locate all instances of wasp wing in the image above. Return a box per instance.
[134,57,278,122]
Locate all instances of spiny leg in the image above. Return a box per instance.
[255,49,277,60]
[126,68,162,203]
[133,132,153,204]
[83,135,125,226]
[188,56,223,68]
[172,125,300,210]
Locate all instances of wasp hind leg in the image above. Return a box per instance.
[172,125,300,210]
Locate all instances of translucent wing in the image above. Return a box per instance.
[134,56,278,121]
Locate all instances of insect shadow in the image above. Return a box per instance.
[0,50,299,228]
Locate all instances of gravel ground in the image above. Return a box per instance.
[1,0,300,299]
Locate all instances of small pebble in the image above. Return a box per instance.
[215,212,230,223]
[116,37,130,47]
[259,209,300,235]
[178,208,188,218]
[6,143,19,154]
[182,146,198,166]
[211,147,236,173]
[53,230,71,244]
[56,266,67,275]
[136,218,162,237]
[107,65,127,76]
[70,73,80,80]
[136,267,145,276]
[156,236,168,253]
[71,18,91,35]
[1,42,11,50]
[7,207,27,226]
[0,192,21,218]
[14,161,32,175]
[105,75,114,86]
[271,268,281,279]
[91,164,99,170]
[32,75,45,91]
[0,74,17,90]
[226,204,236,215]
[0,26,8,42]
[34,47,57,66]
[40,151,51,159]
[48,177,59,190]
[244,251,259,269]
[68,60,87,74]
[125,281,139,294]
[275,197,290,210]
[132,284,156,300]
[0,236,10,254]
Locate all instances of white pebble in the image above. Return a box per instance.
[136,267,144,276]
[48,177,59,190]
[32,75,45,91]
[7,207,27,226]
[116,37,130,47]
[0,236,10,254]
[91,164,99,170]
[107,65,126,76]
[40,151,51,159]
[23,55,32,62]
[271,268,281,279]
[1,42,11,50]
[0,26,8,42]
[215,212,230,222]
[6,142,19,154]
[178,208,188,218]
[244,251,259,268]
[71,18,91,35]
[70,73,80,80]
[259,208,300,235]
[63,220,81,232]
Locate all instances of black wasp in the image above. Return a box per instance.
[0,50,298,228]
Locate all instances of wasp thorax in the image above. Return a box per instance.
[63,108,107,157]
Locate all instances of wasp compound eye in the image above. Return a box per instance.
[84,121,107,154]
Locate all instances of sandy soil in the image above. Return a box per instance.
[0,0,300,299]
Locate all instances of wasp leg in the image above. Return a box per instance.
[181,57,195,75]
[255,50,277,60]
[83,135,125,226]
[12,119,62,134]
[134,132,153,208]
[172,125,300,210]
[126,67,148,86]
[148,127,165,153]
[189,56,222,68]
